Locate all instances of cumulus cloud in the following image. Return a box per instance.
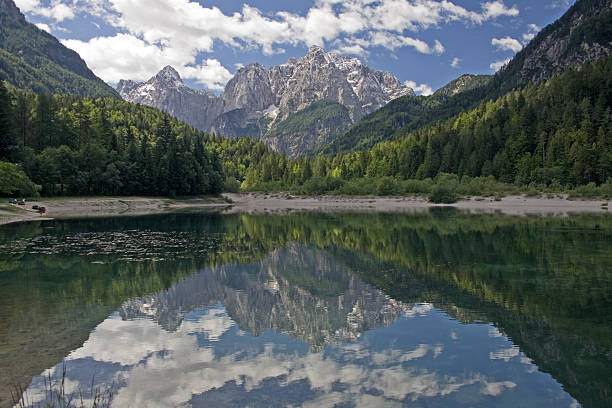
[491,36,523,52]
[62,34,232,90]
[26,0,520,90]
[489,58,510,72]
[481,1,519,20]
[405,80,433,96]
[348,32,445,54]
[522,24,540,43]
[451,57,461,68]
[14,0,75,22]
[35,22,51,32]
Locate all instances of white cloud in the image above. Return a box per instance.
[14,0,75,22]
[548,0,572,9]
[522,24,541,43]
[32,0,519,90]
[24,303,522,407]
[333,44,369,57]
[492,36,523,52]
[405,80,433,96]
[365,32,445,54]
[481,1,519,20]
[180,60,233,91]
[35,23,51,32]
[451,57,461,68]
[62,34,232,90]
[481,381,517,396]
[489,58,510,72]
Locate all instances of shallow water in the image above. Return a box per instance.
[1,210,611,407]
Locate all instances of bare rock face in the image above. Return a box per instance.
[499,0,612,89]
[221,63,275,113]
[117,48,413,156]
[117,66,222,131]
[330,52,414,113]
[274,46,365,123]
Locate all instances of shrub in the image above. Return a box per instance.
[429,184,458,203]
[300,176,344,195]
[0,161,40,197]
[223,177,241,193]
[375,177,397,196]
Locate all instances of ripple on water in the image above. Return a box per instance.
[0,230,223,261]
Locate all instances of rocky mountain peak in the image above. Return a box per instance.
[222,62,275,112]
[117,65,222,131]
[119,47,414,156]
[304,45,336,66]
[151,65,184,88]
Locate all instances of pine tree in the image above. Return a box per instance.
[0,81,17,160]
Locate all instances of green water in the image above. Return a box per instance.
[0,210,610,407]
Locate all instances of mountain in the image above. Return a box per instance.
[431,74,491,98]
[0,0,119,98]
[117,66,221,131]
[262,100,352,158]
[496,0,612,93]
[323,0,612,155]
[118,46,413,157]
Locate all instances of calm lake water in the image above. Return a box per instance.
[1,210,611,408]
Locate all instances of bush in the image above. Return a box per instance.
[300,176,345,195]
[400,178,431,195]
[570,182,600,198]
[429,183,458,203]
[375,177,397,196]
[223,177,241,193]
[0,161,40,197]
[334,178,376,195]
[600,179,612,199]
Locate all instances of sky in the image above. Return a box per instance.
[14,0,576,95]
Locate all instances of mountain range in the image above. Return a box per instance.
[324,0,612,155]
[118,46,413,157]
[1,0,610,197]
[116,0,611,158]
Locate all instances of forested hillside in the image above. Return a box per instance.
[0,0,119,98]
[262,100,352,158]
[1,55,610,199]
[240,56,611,194]
[323,0,611,156]
[0,84,226,196]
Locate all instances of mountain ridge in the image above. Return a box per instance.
[323,0,612,156]
[0,0,119,98]
[118,46,414,157]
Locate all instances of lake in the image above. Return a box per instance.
[1,210,611,407]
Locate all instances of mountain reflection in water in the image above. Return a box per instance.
[0,211,610,407]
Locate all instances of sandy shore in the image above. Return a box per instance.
[0,194,608,226]
[0,196,232,226]
[223,193,610,216]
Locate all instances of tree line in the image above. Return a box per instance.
[239,57,611,194]
[0,86,223,196]
[1,56,610,198]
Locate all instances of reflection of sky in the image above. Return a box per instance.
[23,304,578,408]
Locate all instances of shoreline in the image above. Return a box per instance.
[0,194,609,226]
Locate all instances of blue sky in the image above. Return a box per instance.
[15,0,575,95]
